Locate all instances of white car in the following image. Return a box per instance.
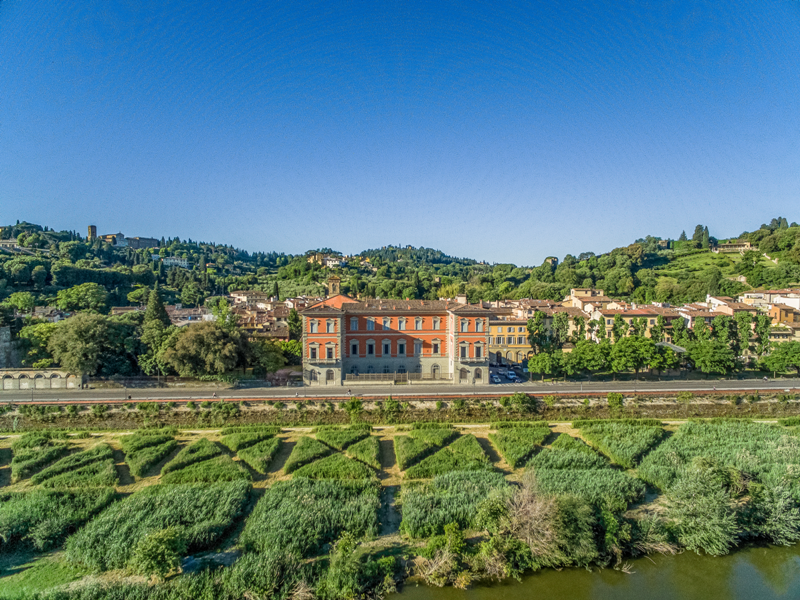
[506,371,518,381]
[491,375,502,384]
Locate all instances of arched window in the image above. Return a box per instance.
[415,318,423,330]
[474,368,482,380]
[459,368,468,381]
[326,370,335,382]
[476,320,484,332]
[309,370,318,381]
[431,364,440,379]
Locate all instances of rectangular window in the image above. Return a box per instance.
[518,336,525,345]
[433,318,441,330]
[310,347,317,359]
[607,319,612,325]
[399,319,406,331]
[497,336,505,344]
[460,346,467,358]
[326,347,334,359]
[475,346,482,358]
[433,342,440,354]
[350,317,358,330]
[461,320,468,333]
[326,321,334,333]
[367,319,375,331]
[488,336,494,345]
[415,318,423,330]
[351,343,358,356]
[507,326,514,333]
[367,343,374,355]
[650,319,655,325]
[414,341,422,355]
[476,320,484,332]
[383,342,390,355]
[398,341,406,355]
[383,318,391,330]
[310,322,318,333]
[518,326,525,332]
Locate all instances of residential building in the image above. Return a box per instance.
[230,290,272,305]
[769,304,800,326]
[488,318,531,365]
[161,256,189,268]
[712,240,752,253]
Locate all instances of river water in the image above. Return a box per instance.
[399,543,800,600]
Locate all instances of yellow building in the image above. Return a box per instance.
[488,319,531,365]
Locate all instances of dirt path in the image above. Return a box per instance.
[266,438,296,481]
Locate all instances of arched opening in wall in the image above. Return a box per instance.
[326,370,335,383]
[431,364,440,379]
[309,370,318,382]
[505,351,513,362]
[459,368,468,382]
[34,374,46,389]
[50,373,64,388]
[2,375,12,390]
[496,351,503,364]
[66,374,78,388]
[19,374,30,389]
[516,352,524,363]
[474,368,482,380]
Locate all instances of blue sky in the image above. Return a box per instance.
[2,0,799,265]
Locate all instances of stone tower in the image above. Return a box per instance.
[327,276,341,297]
[88,225,97,241]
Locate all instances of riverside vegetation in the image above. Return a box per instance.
[1,415,800,599]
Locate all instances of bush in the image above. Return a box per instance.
[125,439,178,478]
[65,480,249,571]
[316,429,370,451]
[160,455,251,484]
[31,443,114,485]
[489,425,551,468]
[606,393,624,409]
[162,438,222,474]
[405,435,491,479]
[778,417,800,426]
[220,431,275,452]
[346,435,381,470]
[677,391,694,404]
[0,488,116,552]
[293,453,376,480]
[237,438,281,474]
[240,479,380,557]
[534,469,646,511]
[578,422,665,469]
[283,436,333,473]
[130,527,187,579]
[542,395,556,407]
[400,470,509,538]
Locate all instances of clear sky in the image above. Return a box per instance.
[2,0,799,265]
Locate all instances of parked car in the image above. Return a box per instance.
[491,374,502,384]
[506,371,518,381]
[498,367,508,375]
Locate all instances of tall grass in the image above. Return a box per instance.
[292,453,376,480]
[237,438,281,474]
[346,436,381,470]
[162,438,222,474]
[404,435,491,479]
[489,425,551,468]
[283,437,332,473]
[394,429,459,470]
[638,421,800,496]
[125,439,178,478]
[239,479,380,557]
[31,443,114,485]
[0,488,116,551]
[315,429,370,451]
[578,422,665,469]
[40,459,119,489]
[220,431,275,452]
[11,442,69,482]
[65,481,250,571]
[160,455,251,484]
[219,425,281,436]
[400,470,509,538]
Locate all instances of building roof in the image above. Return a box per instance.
[301,298,492,316]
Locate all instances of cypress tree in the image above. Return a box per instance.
[272,280,280,300]
[702,227,710,249]
[679,230,687,242]
[142,285,171,352]
[692,225,705,242]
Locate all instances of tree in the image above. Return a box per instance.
[127,287,150,305]
[650,315,665,342]
[678,230,688,242]
[279,339,302,365]
[31,265,47,288]
[702,227,710,249]
[141,287,172,353]
[528,352,559,381]
[612,314,627,342]
[3,291,35,312]
[161,321,249,376]
[672,317,688,346]
[56,283,108,313]
[180,281,203,307]
[692,224,705,243]
[18,322,58,367]
[688,340,735,375]
[754,314,772,358]
[572,316,585,342]
[47,313,139,376]
[762,341,800,374]
[272,280,280,300]
[211,298,239,332]
[527,312,550,354]
[648,345,680,374]
[252,339,288,375]
[631,317,648,338]
[734,311,753,357]
[693,317,710,342]
[610,336,655,377]
[288,308,302,341]
[551,312,570,349]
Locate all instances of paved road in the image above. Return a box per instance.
[1,378,798,403]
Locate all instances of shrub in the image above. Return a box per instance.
[405,435,491,479]
[240,479,380,557]
[492,420,548,429]
[779,417,800,427]
[412,422,454,430]
[200,401,212,409]
[316,429,370,451]
[410,428,459,446]
[160,455,251,484]
[542,395,556,407]
[606,393,624,409]
[400,470,509,538]
[31,443,114,485]
[220,431,275,452]
[130,527,187,579]
[347,436,381,470]
[283,436,333,473]
[66,481,249,571]
[220,425,281,436]
[578,422,665,469]
[677,391,694,404]
[0,488,116,552]
[162,438,222,474]
[489,425,551,468]
[571,418,662,428]
[237,438,281,474]
[120,433,173,454]
[12,432,58,451]
[293,453,376,480]
[186,401,196,410]
[527,447,608,471]
[534,469,645,511]
[125,439,178,478]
